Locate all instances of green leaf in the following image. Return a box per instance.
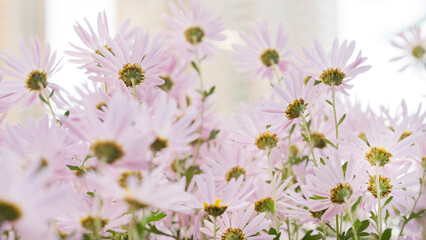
[83,234,91,240]
[268,227,281,240]
[338,114,346,126]
[351,196,362,213]
[39,94,47,103]
[147,225,174,238]
[309,195,328,200]
[383,196,393,207]
[314,80,322,86]
[206,129,220,142]
[191,61,200,74]
[86,191,94,198]
[184,165,202,191]
[301,133,309,143]
[322,138,337,149]
[66,165,84,173]
[48,89,55,98]
[319,157,326,165]
[265,198,275,212]
[342,161,348,175]
[381,228,392,240]
[289,123,296,135]
[63,110,70,117]
[325,99,333,106]
[146,211,167,223]
[301,230,322,240]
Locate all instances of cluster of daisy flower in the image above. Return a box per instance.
[0,1,425,240]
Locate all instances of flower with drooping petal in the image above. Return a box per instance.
[302,38,371,95]
[391,25,426,72]
[163,0,226,61]
[86,28,165,93]
[0,37,64,108]
[231,20,291,81]
[258,70,317,134]
[66,11,136,70]
[200,206,273,240]
[299,152,365,221]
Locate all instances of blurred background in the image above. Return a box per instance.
[0,0,425,122]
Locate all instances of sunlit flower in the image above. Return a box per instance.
[231,20,291,80]
[302,38,371,95]
[163,0,226,61]
[391,25,426,72]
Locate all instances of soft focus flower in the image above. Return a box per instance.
[231,20,291,80]
[163,0,226,61]
[391,25,426,72]
[200,206,273,240]
[0,37,64,108]
[302,38,371,95]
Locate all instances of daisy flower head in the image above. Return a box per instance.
[163,0,226,61]
[231,19,291,81]
[299,152,366,221]
[0,37,63,108]
[232,100,281,151]
[258,70,317,134]
[87,27,166,93]
[184,174,254,217]
[66,11,136,69]
[361,162,417,217]
[200,206,273,240]
[391,25,426,72]
[302,38,371,95]
[341,115,419,168]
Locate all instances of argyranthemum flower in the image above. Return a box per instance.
[299,153,365,221]
[391,25,426,72]
[0,37,63,108]
[163,0,226,61]
[302,38,371,94]
[231,20,291,81]
[86,28,165,93]
[66,11,136,70]
[341,115,419,167]
[183,174,254,217]
[200,206,273,240]
[361,162,417,217]
[258,70,317,133]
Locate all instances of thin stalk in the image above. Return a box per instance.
[192,47,205,165]
[336,216,340,240]
[376,163,382,238]
[331,84,339,149]
[271,63,282,86]
[399,171,425,236]
[301,115,318,167]
[131,79,141,102]
[322,221,327,240]
[267,148,280,231]
[40,86,57,123]
[213,216,217,240]
[285,218,292,240]
[345,199,358,240]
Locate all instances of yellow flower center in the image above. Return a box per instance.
[412,45,425,59]
[150,137,169,152]
[365,147,392,167]
[330,183,353,204]
[91,140,124,164]
[80,216,108,232]
[255,131,278,150]
[0,199,21,222]
[260,49,280,67]
[367,175,392,199]
[185,26,205,45]
[221,228,246,240]
[320,68,346,86]
[118,63,145,87]
[203,199,228,217]
[26,70,48,91]
[285,99,307,120]
[254,197,274,213]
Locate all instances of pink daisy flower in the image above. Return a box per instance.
[56,194,131,239]
[0,37,64,108]
[302,39,371,94]
[66,11,136,70]
[361,162,417,218]
[163,0,226,61]
[299,153,365,221]
[183,174,254,217]
[341,115,419,167]
[86,28,165,93]
[231,20,291,81]
[391,25,426,72]
[200,206,273,240]
[258,70,317,134]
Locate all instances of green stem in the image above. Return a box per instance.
[336,216,340,240]
[286,218,292,240]
[345,199,358,240]
[376,162,382,238]
[271,63,282,86]
[399,171,425,236]
[213,216,217,240]
[40,86,60,125]
[301,115,318,167]
[131,79,141,102]
[331,83,339,149]
[322,221,327,240]
[267,148,280,231]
